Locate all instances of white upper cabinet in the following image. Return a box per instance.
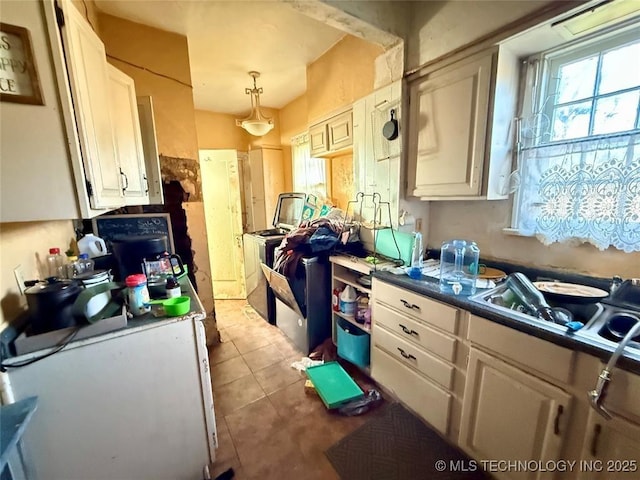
[406,47,516,200]
[0,0,162,221]
[352,81,402,227]
[136,96,164,205]
[58,0,122,209]
[108,65,148,205]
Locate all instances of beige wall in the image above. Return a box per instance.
[279,94,309,192]
[98,12,215,316]
[409,1,640,277]
[99,13,199,162]
[195,110,250,152]
[0,222,75,327]
[307,35,384,122]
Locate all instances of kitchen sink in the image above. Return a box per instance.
[471,282,640,354]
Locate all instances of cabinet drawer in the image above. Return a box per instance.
[373,324,454,389]
[373,280,459,334]
[374,302,456,362]
[372,346,451,435]
[468,315,575,384]
[607,367,640,421]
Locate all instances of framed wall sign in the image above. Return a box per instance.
[0,22,43,105]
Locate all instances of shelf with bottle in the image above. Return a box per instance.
[334,310,371,334]
[333,271,372,295]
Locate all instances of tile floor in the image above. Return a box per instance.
[207,300,376,480]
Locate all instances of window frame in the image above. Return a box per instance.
[510,21,640,234]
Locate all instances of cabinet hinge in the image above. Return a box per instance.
[55,2,65,27]
[86,180,94,197]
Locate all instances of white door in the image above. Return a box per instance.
[200,149,246,299]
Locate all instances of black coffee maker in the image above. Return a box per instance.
[111,235,170,281]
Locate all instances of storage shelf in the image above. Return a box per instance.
[334,311,371,334]
[334,272,372,295]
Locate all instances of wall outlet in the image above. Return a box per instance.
[14,265,26,296]
[415,218,423,232]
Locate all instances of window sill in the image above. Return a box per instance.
[502,228,530,237]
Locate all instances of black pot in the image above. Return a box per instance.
[111,235,169,281]
[25,279,83,335]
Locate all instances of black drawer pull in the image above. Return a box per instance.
[397,347,416,361]
[554,405,564,435]
[400,299,421,311]
[399,324,418,336]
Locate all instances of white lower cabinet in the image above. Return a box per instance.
[372,346,451,434]
[460,347,571,480]
[578,411,640,480]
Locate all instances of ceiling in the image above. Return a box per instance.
[94,1,347,115]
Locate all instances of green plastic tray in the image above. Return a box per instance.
[305,362,364,409]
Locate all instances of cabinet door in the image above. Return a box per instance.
[309,123,328,157]
[108,65,148,205]
[460,348,571,480]
[408,50,494,198]
[247,149,267,231]
[261,148,285,225]
[579,411,640,480]
[328,111,353,152]
[59,2,122,209]
[136,96,164,204]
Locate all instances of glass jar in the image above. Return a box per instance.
[125,274,151,316]
[439,239,480,296]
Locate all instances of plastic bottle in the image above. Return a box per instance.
[77,233,107,258]
[332,287,342,312]
[165,276,181,298]
[339,285,357,315]
[408,232,424,279]
[126,274,151,316]
[46,248,66,278]
[66,255,80,278]
[77,253,95,274]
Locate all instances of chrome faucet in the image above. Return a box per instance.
[588,320,640,419]
[609,275,623,294]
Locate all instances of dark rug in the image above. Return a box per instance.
[325,403,488,480]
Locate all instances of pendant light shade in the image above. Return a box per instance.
[236,71,274,137]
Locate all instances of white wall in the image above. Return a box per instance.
[407,1,640,278]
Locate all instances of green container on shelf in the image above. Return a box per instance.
[305,361,364,409]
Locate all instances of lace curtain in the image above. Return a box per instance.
[516,132,640,252]
[292,133,327,197]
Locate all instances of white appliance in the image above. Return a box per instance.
[3,315,216,480]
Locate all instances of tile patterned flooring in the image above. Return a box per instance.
[208,300,372,480]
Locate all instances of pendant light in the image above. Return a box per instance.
[235,71,274,137]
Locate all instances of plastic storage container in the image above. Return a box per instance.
[46,247,66,278]
[439,239,480,296]
[336,318,370,367]
[77,234,107,258]
[125,274,151,316]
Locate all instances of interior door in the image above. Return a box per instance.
[200,149,246,299]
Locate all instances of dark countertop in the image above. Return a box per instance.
[372,271,640,376]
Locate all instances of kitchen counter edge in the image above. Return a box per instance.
[372,271,640,375]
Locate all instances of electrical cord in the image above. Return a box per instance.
[0,325,83,372]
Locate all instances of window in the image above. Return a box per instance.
[291,133,327,198]
[514,26,640,252]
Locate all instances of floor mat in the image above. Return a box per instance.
[325,402,488,480]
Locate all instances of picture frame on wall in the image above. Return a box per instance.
[0,22,44,105]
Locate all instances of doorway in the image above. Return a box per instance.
[200,149,246,299]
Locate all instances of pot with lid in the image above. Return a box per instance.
[25,278,83,335]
